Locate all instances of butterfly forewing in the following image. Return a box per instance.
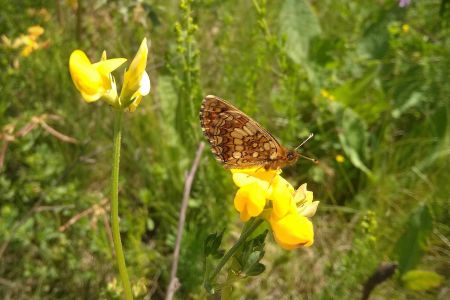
[199,95,298,169]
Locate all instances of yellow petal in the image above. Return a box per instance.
[128,95,142,112]
[270,213,314,249]
[269,176,295,218]
[233,183,266,221]
[239,210,251,222]
[127,71,151,112]
[69,50,125,104]
[231,167,280,182]
[69,50,104,102]
[100,50,107,61]
[232,172,270,191]
[27,25,44,37]
[120,38,148,107]
[93,58,127,76]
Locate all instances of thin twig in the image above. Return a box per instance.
[40,120,78,144]
[0,114,78,171]
[58,198,108,232]
[165,142,205,300]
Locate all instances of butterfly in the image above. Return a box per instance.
[199,95,311,170]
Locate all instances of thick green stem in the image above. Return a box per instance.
[111,109,133,300]
[207,218,264,288]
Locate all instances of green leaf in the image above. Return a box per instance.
[245,263,266,277]
[333,104,373,177]
[333,65,379,107]
[332,65,389,123]
[204,230,225,258]
[358,8,403,59]
[245,251,263,269]
[279,0,322,64]
[402,270,444,291]
[392,92,424,119]
[394,204,433,275]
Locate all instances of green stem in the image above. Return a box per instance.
[207,218,264,287]
[111,109,133,300]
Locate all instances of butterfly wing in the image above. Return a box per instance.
[199,95,288,169]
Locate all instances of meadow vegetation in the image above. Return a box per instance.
[0,0,448,299]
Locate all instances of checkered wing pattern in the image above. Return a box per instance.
[199,95,298,169]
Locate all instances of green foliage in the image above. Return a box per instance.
[394,204,433,275]
[233,230,267,277]
[319,211,380,299]
[1,0,449,299]
[402,269,444,291]
[279,0,322,64]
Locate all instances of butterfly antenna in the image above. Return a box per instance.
[295,133,319,164]
[299,154,319,164]
[295,133,314,150]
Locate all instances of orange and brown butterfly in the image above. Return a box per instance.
[199,95,302,170]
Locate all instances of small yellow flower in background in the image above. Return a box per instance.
[2,25,48,57]
[320,89,335,101]
[402,24,410,33]
[335,154,345,163]
[27,25,44,37]
[68,38,150,111]
[230,168,318,250]
[120,38,151,112]
[69,50,126,105]
[26,8,51,22]
[22,26,46,57]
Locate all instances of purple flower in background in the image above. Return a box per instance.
[399,0,411,7]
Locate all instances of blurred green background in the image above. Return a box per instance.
[0,0,449,299]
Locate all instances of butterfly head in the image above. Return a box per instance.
[286,150,299,163]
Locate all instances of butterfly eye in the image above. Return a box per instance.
[287,151,296,161]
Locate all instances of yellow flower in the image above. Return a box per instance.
[232,167,279,195]
[335,154,345,163]
[69,50,126,105]
[267,175,295,219]
[402,24,410,33]
[234,182,266,221]
[231,168,293,218]
[27,25,44,38]
[231,168,318,250]
[320,89,329,98]
[320,89,336,101]
[120,38,150,111]
[269,212,314,249]
[19,35,38,57]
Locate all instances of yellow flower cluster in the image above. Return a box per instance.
[68,38,150,111]
[1,25,49,57]
[320,89,335,101]
[231,168,319,250]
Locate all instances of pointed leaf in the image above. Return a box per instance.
[394,204,433,275]
[402,270,444,291]
[279,0,322,64]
